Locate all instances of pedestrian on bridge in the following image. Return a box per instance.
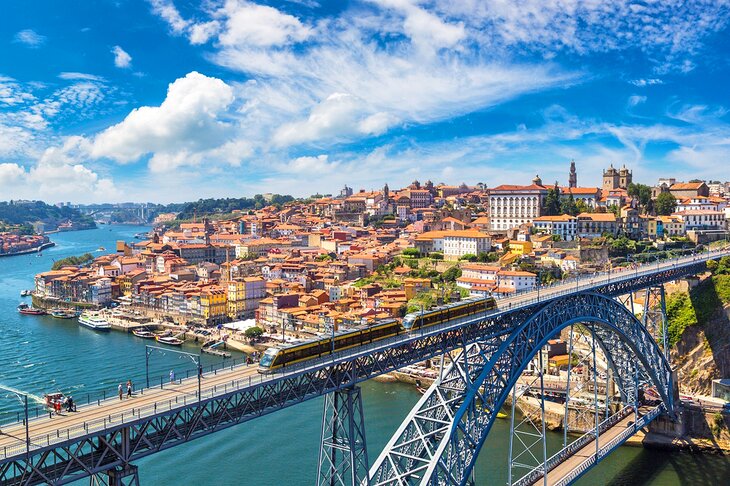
[170,369,175,384]
[118,383,123,401]
[126,380,133,398]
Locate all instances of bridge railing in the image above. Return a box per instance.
[0,357,250,428]
[513,406,633,486]
[552,405,663,486]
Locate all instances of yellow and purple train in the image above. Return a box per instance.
[258,296,497,372]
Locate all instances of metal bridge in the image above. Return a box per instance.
[1,248,728,486]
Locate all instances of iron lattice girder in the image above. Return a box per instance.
[0,258,706,486]
[317,387,370,486]
[369,292,673,486]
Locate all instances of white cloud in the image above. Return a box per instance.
[90,71,235,169]
[13,29,46,48]
[286,154,338,173]
[112,46,132,68]
[58,72,106,82]
[630,78,663,87]
[628,95,647,107]
[215,0,312,48]
[0,162,25,182]
[0,137,119,203]
[148,0,190,34]
[372,0,465,51]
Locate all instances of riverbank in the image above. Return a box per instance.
[0,241,55,258]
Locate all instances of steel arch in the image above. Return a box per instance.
[370,292,673,486]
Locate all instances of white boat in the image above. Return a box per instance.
[78,312,111,331]
[156,335,184,346]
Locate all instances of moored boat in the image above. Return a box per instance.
[17,303,46,315]
[20,289,32,297]
[156,335,184,346]
[78,311,111,331]
[50,308,77,319]
[132,329,156,339]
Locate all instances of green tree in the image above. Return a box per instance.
[244,326,264,341]
[543,183,562,216]
[401,248,420,258]
[459,253,478,262]
[574,199,591,214]
[627,183,652,208]
[560,194,579,216]
[655,192,677,216]
[51,253,94,270]
[442,266,462,282]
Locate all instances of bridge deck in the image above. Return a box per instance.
[534,407,650,486]
[0,362,261,457]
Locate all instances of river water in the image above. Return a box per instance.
[0,225,727,485]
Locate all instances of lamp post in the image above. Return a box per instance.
[0,386,30,457]
[145,345,201,402]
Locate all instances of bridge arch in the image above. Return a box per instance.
[371,292,673,486]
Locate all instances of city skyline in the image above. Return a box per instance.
[2,1,730,203]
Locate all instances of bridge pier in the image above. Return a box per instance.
[317,386,370,486]
[90,464,140,486]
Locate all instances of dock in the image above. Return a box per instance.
[201,341,232,358]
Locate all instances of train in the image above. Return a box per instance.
[258,295,497,373]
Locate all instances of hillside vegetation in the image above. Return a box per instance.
[668,257,730,394]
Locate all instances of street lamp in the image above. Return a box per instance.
[0,386,30,457]
[145,345,202,402]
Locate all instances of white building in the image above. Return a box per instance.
[456,264,536,296]
[533,215,578,241]
[672,210,726,230]
[560,187,602,208]
[443,231,492,260]
[414,230,491,259]
[489,178,548,231]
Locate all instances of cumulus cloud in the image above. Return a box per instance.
[13,29,46,48]
[215,0,312,47]
[0,137,119,202]
[90,71,236,169]
[112,46,132,68]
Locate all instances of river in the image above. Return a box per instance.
[0,225,727,485]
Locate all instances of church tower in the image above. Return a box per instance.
[568,160,577,188]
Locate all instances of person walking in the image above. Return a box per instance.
[118,383,123,400]
[126,380,133,398]
[169,369,175,384]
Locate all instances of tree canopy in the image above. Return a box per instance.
[655,192,677,216]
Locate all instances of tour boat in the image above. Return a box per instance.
[156,335,184,346]
[50,308,77,319]
[78,312,111,331]
[132,329,156,339]
[17,303,46,315]
[19,289,32,297]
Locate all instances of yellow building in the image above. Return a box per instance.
[201,286,228,324]
[404,277,431,300]
[508,240,533,256]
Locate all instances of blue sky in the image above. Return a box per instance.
[1,0,730,203]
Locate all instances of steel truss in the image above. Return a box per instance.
[318,387,370,486]
[642,286,668,359]
[0,258,707,485]
[369,292,673,486]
